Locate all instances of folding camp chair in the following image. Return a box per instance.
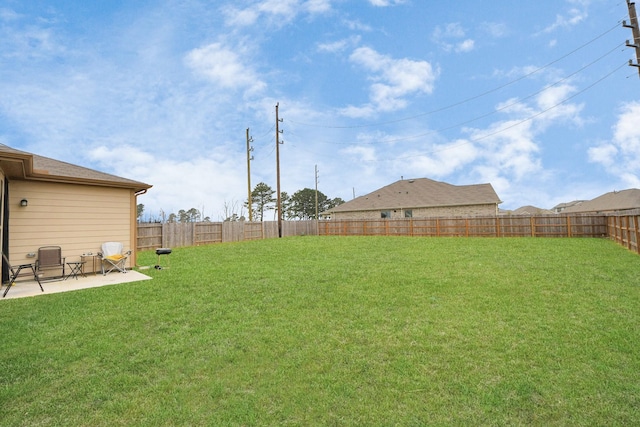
[36,246,65,281]
[98,242,131,275]
[2,253,42,298]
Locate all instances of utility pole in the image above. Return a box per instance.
[246,128,254,222]
[275,103,283,238]
[315,165,319,234]
[624,0,640,77]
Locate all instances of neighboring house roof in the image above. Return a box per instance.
[508,205,555,215]
[0,144,151,192]
[325,178,501,213]
[562,188,640,213]
[552,200,585,212]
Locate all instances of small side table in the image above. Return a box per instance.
[81,254,99,275]
[65,261,85,280]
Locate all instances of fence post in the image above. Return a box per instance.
[530,217,535,237]
[626,216,632,251]
[162,223,168,248]
[566,216,572,238]
[635,215,640,254]
[193,223,198,245]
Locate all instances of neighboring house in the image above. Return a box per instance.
[322,178,501,220]
[552,200,585,213]
[561,189,640,214]
[0,144,151,276]
[503,205,555,215]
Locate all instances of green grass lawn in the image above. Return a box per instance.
[1,236,639,426]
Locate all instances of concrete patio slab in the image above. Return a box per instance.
[1,270,152,300]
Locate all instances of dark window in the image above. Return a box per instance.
[381,210,390,219]
[404,210,413,218]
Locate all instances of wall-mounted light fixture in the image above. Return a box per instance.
[20,199,28,207]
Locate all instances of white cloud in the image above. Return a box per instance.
[343,19,373,32]
[471,165,511,196]
[434,22,466,39]
[317,36,360,53]
[185,42,266,94]
[0,8,21,21]
[0,7,65,60]
[589,101,640,187]
[534,82,583,126]
[402,140,479,178]
[470,119,541,181]
[222,7,260,27]
[88,145,247,220]
[223,0,332,28]
[432,23,475,53]
[340,47,438,117]
[368,0,407,6]
[480,22,508,38]
[588,144,617,167]
[540,8,587,34]
[460,81,582,188]
[456,39,475,53]
[342,144,377,162]
[305,0,332,13]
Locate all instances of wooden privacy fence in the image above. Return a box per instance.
[137,214,640,255]
[137,220,318,250]
[608,214,640,254]
[319,215,608,238]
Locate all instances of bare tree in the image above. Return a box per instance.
[222,200,246,222]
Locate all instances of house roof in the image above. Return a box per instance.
[552,200,585,211]
[0,144,151,192]
[562,188,640,213]
[507,205,555,215]
[325,178,501,213]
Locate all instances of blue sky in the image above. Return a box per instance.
[0,0,638,219]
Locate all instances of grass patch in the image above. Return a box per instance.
[1,236,639,425]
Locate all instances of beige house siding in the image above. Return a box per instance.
[332,203,498,220]
[8,180,136,272]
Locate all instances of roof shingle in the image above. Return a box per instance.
[562,189,640,213]
[327,178,501,213]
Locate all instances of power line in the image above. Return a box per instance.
[389,61,630,161]
[286,60,628,163]
[303,40,625,147]
[288,20,624,130]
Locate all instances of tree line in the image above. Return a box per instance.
[137,182,344,223]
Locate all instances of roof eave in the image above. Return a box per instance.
[0,155,34,179]
[26,173,152,192]
[327,200,500,214]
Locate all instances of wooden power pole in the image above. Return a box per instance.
[315,165,319,235]
[275,103,283,238]
[246,128,253,221]
[624,0,640,76]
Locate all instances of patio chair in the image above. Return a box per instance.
[36,246,65,281]
[2,253,42,298]
[98,242,131,275]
